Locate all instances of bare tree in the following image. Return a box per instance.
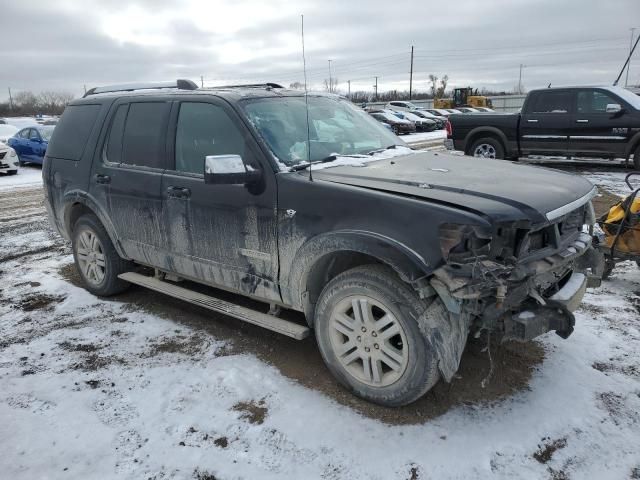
[428,74,438,98]
[323,77,339,93]
[289,81,305,90]
[437,75,449,98]
[13,91,39,113]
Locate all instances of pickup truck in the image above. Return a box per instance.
[445,85,640,169]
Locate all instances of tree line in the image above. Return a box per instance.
[289,74,516,104]
[0,90,75,116]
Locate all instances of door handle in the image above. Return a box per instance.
[94,174,111,184]
[576,119,589,123]
[167,186,191,199]
[527,119,538,123]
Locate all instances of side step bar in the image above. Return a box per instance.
[119,272,310,340]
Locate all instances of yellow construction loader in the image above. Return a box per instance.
[434,87,493,109]
[596,173,640,278]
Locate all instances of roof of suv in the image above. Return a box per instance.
[73,80,338,105]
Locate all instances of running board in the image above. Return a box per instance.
[118,272,310,340]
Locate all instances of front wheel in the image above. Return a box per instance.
[72,214,133,296]
[314,265,440,407]
[469,137,505,159]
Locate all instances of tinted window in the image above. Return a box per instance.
[18,129,29,139]
[577,90,619,114]
[47,104,101,160]
[29,129,40,140]
[529,91,572,113]
[122,102,169,168]
[174,102,247,174]
[105,104,128,164]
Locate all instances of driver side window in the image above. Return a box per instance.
[29,129,40,141]
[175,102,250,175]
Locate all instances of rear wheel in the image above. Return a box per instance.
[633,145,640,170]
[469,137,505,159]
[6,170,17,175]
[314,265,440,407]
[72,214,133,296]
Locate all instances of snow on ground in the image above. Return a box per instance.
[0,165,43,191]
[403,129,446,145]
[2,117,42,129]
[581,170,639,198]
[1,171,639,479]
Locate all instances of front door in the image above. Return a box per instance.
[89,100,171,268]
[570,88,630,157]
[520,90,573,156]
[161,99,280,302]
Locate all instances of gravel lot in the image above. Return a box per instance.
[1,163,639,479]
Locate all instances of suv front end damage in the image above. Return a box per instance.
[428,200,603,343]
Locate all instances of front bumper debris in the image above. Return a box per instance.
[429,232,603,342]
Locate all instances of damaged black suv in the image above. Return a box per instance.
[44,80,603,406]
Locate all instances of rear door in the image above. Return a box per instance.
[161,98,280,301]
[11,128,31,160]
[570,88,630,157]
[519,90,573,155]
[89,99,171,268]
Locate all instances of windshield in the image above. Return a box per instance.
[39,126,55,141]
[242,95,402,167]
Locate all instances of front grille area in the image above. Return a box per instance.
[0,152,6,160]
[517,205,586,258]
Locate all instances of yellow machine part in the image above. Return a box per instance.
[467,96,491,108]
[602,196,640,253]
[434,98,453,109]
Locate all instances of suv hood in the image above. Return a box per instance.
[310,151,596,225]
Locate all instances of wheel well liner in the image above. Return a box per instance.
[464,127,509,155]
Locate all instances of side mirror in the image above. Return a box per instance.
[605,103,622,114]
[204,154,261,185]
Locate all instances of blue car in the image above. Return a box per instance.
[8,125,55,165]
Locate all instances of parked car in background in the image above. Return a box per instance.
[474,107,496,113]
[391,110,437,132]
[8,125,54,165]
[0,124,19,144]
[369,110,416,134]
[385,101,425,112]
[455,107,481,114]
[0,142,19,175]
[425,108,454,118]
[445,109,463,114]
[445,85,640,168]
[405,109,446,129]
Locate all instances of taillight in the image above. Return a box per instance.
[445,119,452,137]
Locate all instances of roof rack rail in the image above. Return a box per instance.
[208,83,284,90]
[83,79,198,98]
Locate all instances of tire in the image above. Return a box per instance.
[392,126,399,135]
[6,170,17,175]
[469,137,505,159]
[602,255,615,280]
[314,265,440,407]
[633,145,640,170]
[72,214,133,296]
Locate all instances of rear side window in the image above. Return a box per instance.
[104,104,128,164]
[121,102,169,168]
[47,104,101,160]
[529,92,572,114]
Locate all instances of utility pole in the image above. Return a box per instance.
[328,59,333,93]
[518,64,525,94]
[374,76,378,101]
[347,80,351,99]
[625,28,636,87]
[409,46,414,100]
[7,87,13,111]
[83,84,87,95]
[201,75,204,88]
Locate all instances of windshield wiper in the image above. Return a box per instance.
[289,154,367,171]
[366,144,400,155]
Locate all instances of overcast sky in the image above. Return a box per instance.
[1,0,639,101]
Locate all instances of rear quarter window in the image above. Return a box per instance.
[47,104,101,160]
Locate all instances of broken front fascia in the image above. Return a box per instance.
[425,209,603,342]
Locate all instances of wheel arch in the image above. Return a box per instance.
[463,127,509,155]
[62,191,128,259]
[624,131,640,160]
[287,231,433,327]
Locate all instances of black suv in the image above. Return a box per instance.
[44,80,603,406]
